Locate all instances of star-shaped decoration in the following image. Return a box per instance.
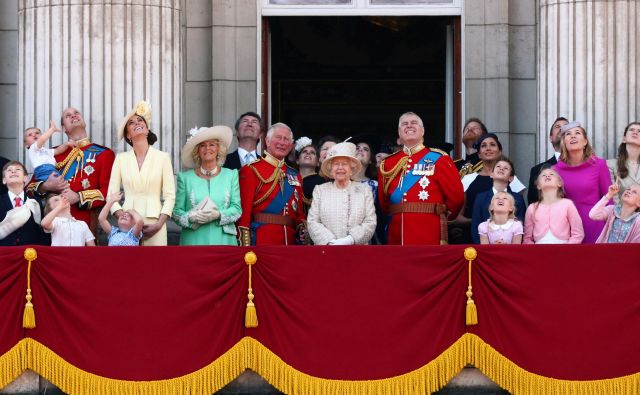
[419,176,430,189]
[81,179,91,190]
[418,190,430,201]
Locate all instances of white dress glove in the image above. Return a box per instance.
[328,235,354,245]
[204,208,220,222]
[188,209,209,224]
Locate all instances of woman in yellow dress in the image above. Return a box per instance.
[107,101,175,245]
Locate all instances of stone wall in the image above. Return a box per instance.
[0,0,18,160]
[464,0,538,183]
[183,0,257,172]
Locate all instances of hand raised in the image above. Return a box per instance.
[47,120,61,135]
[106,192,123,204]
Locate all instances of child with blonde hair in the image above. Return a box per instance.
[23,121,75,181]
[99,192,144,246]
[41,194,95,246]
[523,167,584,244]
[478,191,523,244]
[588,181,640,243]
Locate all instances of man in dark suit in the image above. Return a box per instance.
[527,117,568,205]
[223,112,262,170]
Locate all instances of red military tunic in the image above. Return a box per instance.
[238,152,305,246]
[378,145,464,245]
[27,138,115,235]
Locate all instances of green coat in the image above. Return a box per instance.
[173,168,241,246]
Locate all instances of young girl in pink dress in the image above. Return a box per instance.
[523,168,585,244]
[588,182,640,243]
[478,191,523,244]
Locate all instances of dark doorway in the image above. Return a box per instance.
[268,16,454,152]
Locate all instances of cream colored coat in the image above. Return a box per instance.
[307,181,376,245]
[108,147,176,246]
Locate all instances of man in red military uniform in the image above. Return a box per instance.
[27,107,115,235]
[378,112,464,245]
[238,122,305,246]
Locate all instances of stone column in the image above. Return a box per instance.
[538,0,639,159]
[18,0,182,163]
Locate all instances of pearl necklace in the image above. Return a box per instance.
[200,166,219,177]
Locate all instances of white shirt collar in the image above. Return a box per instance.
[488,219,515,230]
[8,190,25,207]
[554,151,561,160]
[237,147,257,164]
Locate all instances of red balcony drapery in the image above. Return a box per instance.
[0,245,638,394]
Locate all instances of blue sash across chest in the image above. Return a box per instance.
[390,150,441,205]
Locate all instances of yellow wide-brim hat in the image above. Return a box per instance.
[117,100,152,142]
[181,125,233,168]
[320,141,362,179]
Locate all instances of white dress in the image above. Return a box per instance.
[307,181,376,245]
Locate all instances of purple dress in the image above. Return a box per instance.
[553,156,611,243]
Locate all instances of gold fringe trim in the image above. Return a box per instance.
[465,333,640,395]
[0,341,27,389]
[25,338,246,395]
[2,335,638,394]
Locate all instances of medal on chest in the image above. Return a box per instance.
[287,173,300,186]
[412,159,435,176]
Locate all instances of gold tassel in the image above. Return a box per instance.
[245,251,258,328]
[23,248,38,329]
[464,247,478,326]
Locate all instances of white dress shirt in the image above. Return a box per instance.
[237,147,257,166]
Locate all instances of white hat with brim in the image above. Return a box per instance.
[320,141,362,179]
[117,100,152,142]
[181,125,233,168]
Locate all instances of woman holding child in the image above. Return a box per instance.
[172,126,241,246]
[107,101,176,246]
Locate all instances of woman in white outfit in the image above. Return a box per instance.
[307,141,376,245]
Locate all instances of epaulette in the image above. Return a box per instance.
[379,150,403,172]
[429,148,448,156]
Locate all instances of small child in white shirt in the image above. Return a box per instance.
[41,194,95,246]
[23,121,75,181]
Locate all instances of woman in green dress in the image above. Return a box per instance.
[173,126,241,245]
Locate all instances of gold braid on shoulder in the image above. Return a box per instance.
[56,148,84,179]
[379,156,409,195]
[249,164,284,206]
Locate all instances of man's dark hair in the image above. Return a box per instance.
[234,112,262,132]
[549,117,568,135]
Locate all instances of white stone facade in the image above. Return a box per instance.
[0,1,637,180]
